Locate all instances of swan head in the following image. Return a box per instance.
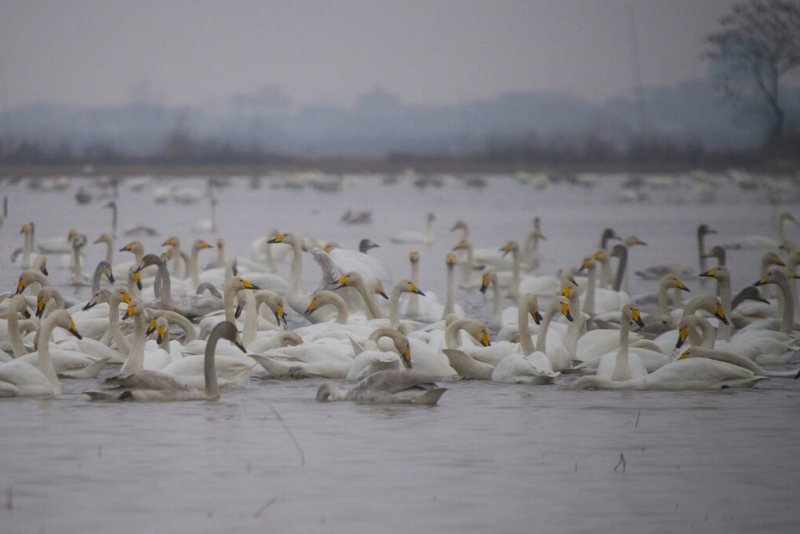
[397,279,425,297]
[232,276,259,291]
[666,274,690,291]
[316,382,347,402]
[578,256,595,273]
[129,267,143,290]
[519,293,542,325]
[122,299,144,320]
[20,222,31,234]
[479,266,496,293]
[602,228,621,242]
[450,219,467,232]
[624,303,645,328]
[304,294,321,317]
[697,224,716,236]
[151,317,169,344]
[214,321,246,353]
[93,233,112,245]
[193,239,214,251]
[267,232,295,245]
[14,270,48,295]
[162,236,180,248]
[136,254,163,273]
[500,241,518,257]
[409,250,420,263]
[83,289,110,311]
[323,241,340,253]
[119,240,143,253]
[445,252,456,267]
[555,296,573,322]
[360,238,379,253]
[624,235,647,247]
[452,238,471,252]
[371,281,389,300]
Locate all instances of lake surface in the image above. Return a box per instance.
[0,172,798,533]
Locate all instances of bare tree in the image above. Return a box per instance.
[704,0,800,143]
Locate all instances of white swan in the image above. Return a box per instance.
[571,357,766,391]
[0,310,80,397]
[594,303,648,381]
[346,327,412,380]
[390,212,436,244]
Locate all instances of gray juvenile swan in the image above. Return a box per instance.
[316,369,446,404]
[85,321,245,402]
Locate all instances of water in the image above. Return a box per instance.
[1,173,798,533]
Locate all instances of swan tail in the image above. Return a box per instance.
[60,357,110,379]
[763,369,799,378]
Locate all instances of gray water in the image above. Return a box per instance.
[1,173,798,533]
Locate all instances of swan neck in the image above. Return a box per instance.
[407,262,420,318]
[444,320,466,349]
[518,303,535,355]
[189,248,200,290]
[38,315,62,394]
[585,266,596,317]
[657,278,670,317]
[156,259,172,306]
[443,264,455,319]
[8,298,27,357]
[223,281,237,323]
[612,247,627,292]
[91,262,106,293]
[290,239,303,291]
[612,317,630,381]
[242,290,257,345]
[109,293,130,354]
[105,241,114,264]
[535,303,556,353]
[329,292,349,324]
[127,313,146,371]
[718,277,732,341]
[204,329,221,400]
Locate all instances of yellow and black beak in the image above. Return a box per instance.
[121,291,132,304]
[119,243,133,252]
[631,308,645,328]
[753,277,767,287]
[82,298,96,311]
[233,335,247,353]
[36,297,46,319]
[105,269,115,285]
[674,279,690,292]
[479,273,490,293]
[304,299,318,317]
[480,330,491,347]
[532,310,543,325]
[409,282,425,296]
[699,267,717,279]
[675,327,687,349]
[146,318,157,336]
[133,271,142,290]
[561,285,572,298]
[156,325,166,345]
[378,289,389,300]
[241,278,259,290]
[122,304,135,320]
[15,277,25,295]
[446,253,456,266]
[276,304,287,326]
[561,302,573,322]
[401,346,413,369]
[334,275,349,290]
[267,233,286,244]
[714,304,729,325]
[69,319,82,340]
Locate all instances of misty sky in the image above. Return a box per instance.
[0,0,745,110]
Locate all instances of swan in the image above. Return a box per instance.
[335,273,425,329]
[490,294,561,384]
[185,239,214,291]
[390,212,436,244]
[570,357,766,391]
[14,268,51,296]
[441,318,495,379]
[86,321,245,402]
[397,251,461,323]
[675,315,799,378]
[594,303,648,381]
[316,369,447,404]
[137,254,251,320]
[480,266,504,330]
[522,217,546,269]
[248,335,354,379]
[0,310,81,397]
[346,327,412,379]
[325,239,393,289]
[452,238,482,288]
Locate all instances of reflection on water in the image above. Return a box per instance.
[0,173,798,533]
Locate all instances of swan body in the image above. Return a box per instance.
[0,310,80,397]
[316,369,446,404]
[390,212,436,244]
[571,358,766,390]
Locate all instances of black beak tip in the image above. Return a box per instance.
[566,311,574,322]
[42,268,49,276]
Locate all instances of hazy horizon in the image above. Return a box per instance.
[0,0,749,111]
